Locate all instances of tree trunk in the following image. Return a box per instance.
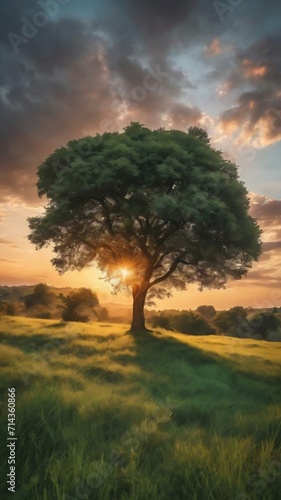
[130,286,150,333]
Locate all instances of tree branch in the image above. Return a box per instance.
[100,200,114,236]
[148,252,188,289]
[152,249,174,269]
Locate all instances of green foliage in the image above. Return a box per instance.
[213,306,248,334]
[196,305,216,320]
[188,126,210,143]
[172,310,215,335]
[28,123,262,307]
[150,314,173,330]
[62,288,99,322]
[0,301,16,316]
[24,283,53,309]
[248,312,281,339]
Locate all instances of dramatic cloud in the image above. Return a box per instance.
[243,194,281,291]
[162,103,203,129]
[250,194,281,226]
[0,0,211,203]
[0,17,123,202]
[219,35,281,146]
[0,1,280,226]
[262,241,281,252]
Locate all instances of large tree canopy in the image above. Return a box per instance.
[28,122,262,332]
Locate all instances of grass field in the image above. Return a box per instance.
[0,316,281,499]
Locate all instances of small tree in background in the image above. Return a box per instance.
[94,306,109,321]
[172,311,215,335]
[0,302,16,316]
[248,312,281,339]
[196,305,216,320]
[24,283,53,309]
[62,288,99,322]
[150,314,173,330]
[213,306,247,334]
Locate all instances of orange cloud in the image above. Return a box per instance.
[205,38,222,56]
[244,65,268,78]
[220,95,281,147]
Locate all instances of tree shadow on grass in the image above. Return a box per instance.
[41,322,68,328]
[119,330,281,439]
[0,331,68,353]
[126,329,281,386]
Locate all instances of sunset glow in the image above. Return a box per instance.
[120,268,131,280]
[0,0,280,310]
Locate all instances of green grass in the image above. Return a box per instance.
[0,316,281,499]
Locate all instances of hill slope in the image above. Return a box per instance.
[0,316,280,499]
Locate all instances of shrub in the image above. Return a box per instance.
[24,283,53,309]
[62,288,99,322]
[172,311,215,335]
[6,303,16,316]
[0,301,16,316]
[196,305,216,320]
[150,315,172,330]
[248,312,281,339]
[213,306,247,334]
[94,306,109,321]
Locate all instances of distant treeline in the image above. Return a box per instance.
[148,305,281,340]
[1,284,281,341]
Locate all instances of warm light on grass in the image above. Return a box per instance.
[0,316,280,499]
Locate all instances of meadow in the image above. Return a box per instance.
[0,316,280,499]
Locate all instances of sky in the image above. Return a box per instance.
[0,0,280,310]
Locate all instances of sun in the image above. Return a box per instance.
[120,268,131,279]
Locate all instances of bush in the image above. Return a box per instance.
[24,283,53,309]
[248,312,281,339]
[172,311,215,335]
[150,315,172,330]
[94,306,109,321]
[36,311,52,319]
[62,288,99,322]
[213,306,247,334]
[196,305,216,320]
[0,301,16,316]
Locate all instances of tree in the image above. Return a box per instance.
[0,301,16,316]
[196,305,216,320]
[24,283,53,309]
[213,306,248,334]
[28,122,262,332]
[172,310,215,335]
[248,312,281,339]
[150,314,172,330]
[94,306,109,322]
[62,288,99,322]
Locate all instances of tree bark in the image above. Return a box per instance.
[130,285,150,333]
